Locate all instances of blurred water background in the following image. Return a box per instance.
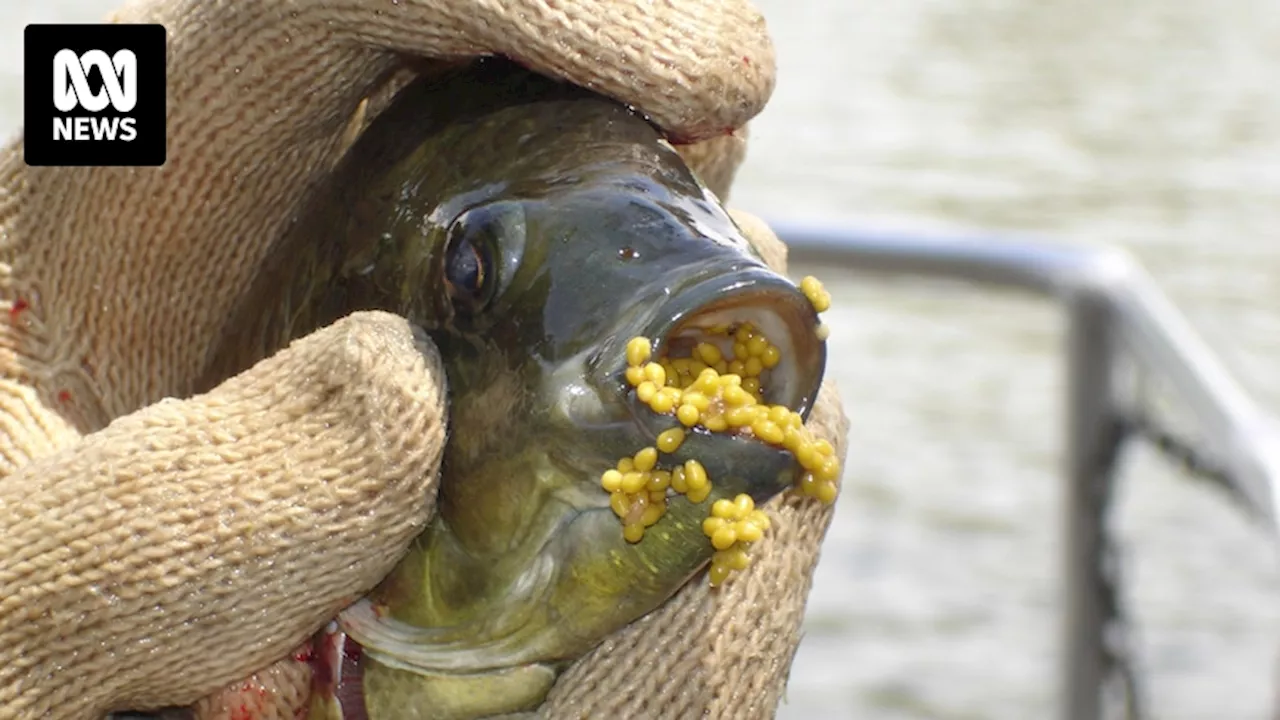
[3,1,1279,718]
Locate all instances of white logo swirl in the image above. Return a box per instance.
[52,49,137,113]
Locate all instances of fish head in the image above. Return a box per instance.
[417,174,826,561]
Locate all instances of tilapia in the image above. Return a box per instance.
[203,58,834,719]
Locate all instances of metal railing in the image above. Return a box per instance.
[772,220,1280,720]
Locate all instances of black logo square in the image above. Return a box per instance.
[24,24,167,167]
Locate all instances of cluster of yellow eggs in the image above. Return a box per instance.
[703,494,771,586]
[601,275,839,586]
[626,321,782,409]
[801,276,833,342]
[800,276,832,313]
[621,324,841,504]
[601,445,711,543]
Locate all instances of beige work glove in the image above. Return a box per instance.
[0,1,847,719]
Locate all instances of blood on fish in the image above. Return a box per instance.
[310,626,369,719]
[8,297,27,319]
[336,636,367,718]
[56,390,71,403]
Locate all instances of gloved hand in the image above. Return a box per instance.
[0,1,846,719]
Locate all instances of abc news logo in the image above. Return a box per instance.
[53,49,139,142]
[24,24,166,167]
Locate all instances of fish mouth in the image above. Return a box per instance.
[642,269,826,416]
[619,267,828,502]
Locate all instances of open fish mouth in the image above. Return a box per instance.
[633,271,827,427]
[598,269,839,585]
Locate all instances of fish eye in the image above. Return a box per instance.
[442,210,496,311]
[441,202,525,315]
[444,232,489,306]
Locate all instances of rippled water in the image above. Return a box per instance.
[3,1,1279,718]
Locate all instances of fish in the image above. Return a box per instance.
[202,58,831,719]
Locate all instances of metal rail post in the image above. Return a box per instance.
[1063,293,1125,720]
